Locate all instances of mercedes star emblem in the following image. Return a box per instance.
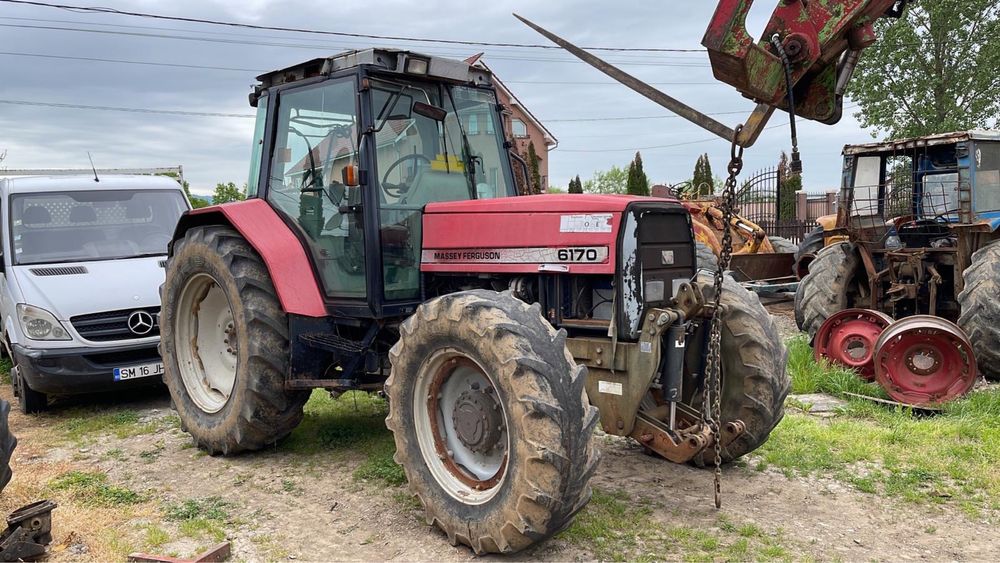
[127,310,155,336]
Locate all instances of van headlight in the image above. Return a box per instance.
[17,304,71,341]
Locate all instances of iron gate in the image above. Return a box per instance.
[736,166,814,243]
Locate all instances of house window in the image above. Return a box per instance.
[468,114,479,135]
[511,118,528,138]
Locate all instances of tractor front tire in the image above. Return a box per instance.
[0,399,16,492]
[386,290,599,554]
[795,242,862,338]
[161,226,309,455]
[958,241,1000,380]
[699,274,790,463]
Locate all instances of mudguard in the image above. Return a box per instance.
[171,199,326,317]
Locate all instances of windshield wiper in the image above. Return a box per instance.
[444,87,478,198]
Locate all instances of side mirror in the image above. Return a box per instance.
[413,101,447,122]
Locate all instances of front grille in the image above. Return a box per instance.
[85,346,161,366]
[71,307,161,342]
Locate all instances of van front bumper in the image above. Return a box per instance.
[12,342,163,395]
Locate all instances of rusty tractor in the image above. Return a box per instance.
[797,131,1000,405]
[160,0,907,554]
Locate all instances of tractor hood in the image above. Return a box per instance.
[421,194,687,276]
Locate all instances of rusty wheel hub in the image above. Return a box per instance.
[452,386,503,454]
[873,315,977,406]
[814,309,893,381]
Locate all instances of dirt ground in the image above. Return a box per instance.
[1,297,996,561]
[3,384,997,562]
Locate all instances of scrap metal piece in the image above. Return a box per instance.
[0,500,57,562]
[873,316,977,406]
[128,541,231,563]
[815,309,894,381]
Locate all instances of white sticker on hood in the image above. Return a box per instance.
[560,214,613,233]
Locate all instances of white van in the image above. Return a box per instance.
[0,175,190,413]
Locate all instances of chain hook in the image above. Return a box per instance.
[702,123,745,510]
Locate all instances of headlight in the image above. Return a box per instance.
[17,304,71,341]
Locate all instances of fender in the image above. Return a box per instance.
[171,200,326,317]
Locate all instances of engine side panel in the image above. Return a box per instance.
[174,200,327,317]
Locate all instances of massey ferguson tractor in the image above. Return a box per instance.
[160,0,907,554]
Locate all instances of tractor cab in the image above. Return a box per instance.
[839,131,1000,247]
[247,49,519,318]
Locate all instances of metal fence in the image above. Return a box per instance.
[734,166,838,243]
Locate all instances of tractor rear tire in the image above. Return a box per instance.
[795,242,861,338]
[161,226,309,455]
[696,241,719,272]
[768,236,797,254]
[386,290,599,554]
[0,399,16,493]
[699,274,790,464]
[958,241,1000,380]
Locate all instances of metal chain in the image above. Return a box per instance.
[704,125,744,509]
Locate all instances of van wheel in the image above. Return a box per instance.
[0,399,15,492]
[14,367,47,414]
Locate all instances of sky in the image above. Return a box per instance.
[0,0,876,196]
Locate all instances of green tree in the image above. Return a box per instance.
[568,175,584,194]
[691,154,715,198]
[850,0,1000,139]
[212,182,247,204]
[524,141,542,195]
[626,152,650,196]
[777,151,801,220]
[582,166,628,194]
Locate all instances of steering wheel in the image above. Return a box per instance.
[380,154,431,199]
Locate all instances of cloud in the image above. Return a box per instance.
[0,0,869,194]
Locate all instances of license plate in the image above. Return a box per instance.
[113,362,164,381]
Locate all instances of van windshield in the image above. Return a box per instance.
[9,189,188,265]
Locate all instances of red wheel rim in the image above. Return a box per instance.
[814,309,894,381]
[873,316,977,406]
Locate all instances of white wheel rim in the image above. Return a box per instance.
[413,349,510,505]
[175,273,238,414]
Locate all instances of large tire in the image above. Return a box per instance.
[958,241,1000,380]
[699,274,790,463]
[794,227,826,279]
[768,236,798,254]
[0,399,16,493]
[696,241,719,272]
[386,290,599,554]
[161,226,309,454]
[794,242,862,338]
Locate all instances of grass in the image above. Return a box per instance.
[282,390,406,486]
[558,489,791,562]
[54,408,163,443]
[757,336,1000,511]
[48,470,147,506]
[163,496,232,543]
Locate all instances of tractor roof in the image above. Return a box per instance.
[255,48,494,91]
[843,130,1000,156]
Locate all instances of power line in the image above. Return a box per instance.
[0,99,254,118]
[0,23,712,67]
[556,124,789,153]
[0,0,707,53]
[546,104,860,123]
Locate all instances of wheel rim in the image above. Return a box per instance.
[413,350,509,505]
[874,316,977,406]
[814,309,894,381]
[174,273,238,414]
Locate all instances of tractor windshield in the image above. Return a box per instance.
[372,78,513,300]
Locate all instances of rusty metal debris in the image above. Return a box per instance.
[128,541,231,563]
[0,500,56,562]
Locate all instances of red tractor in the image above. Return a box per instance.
[160,50,787,553]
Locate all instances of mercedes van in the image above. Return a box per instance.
[1,175,190,412]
